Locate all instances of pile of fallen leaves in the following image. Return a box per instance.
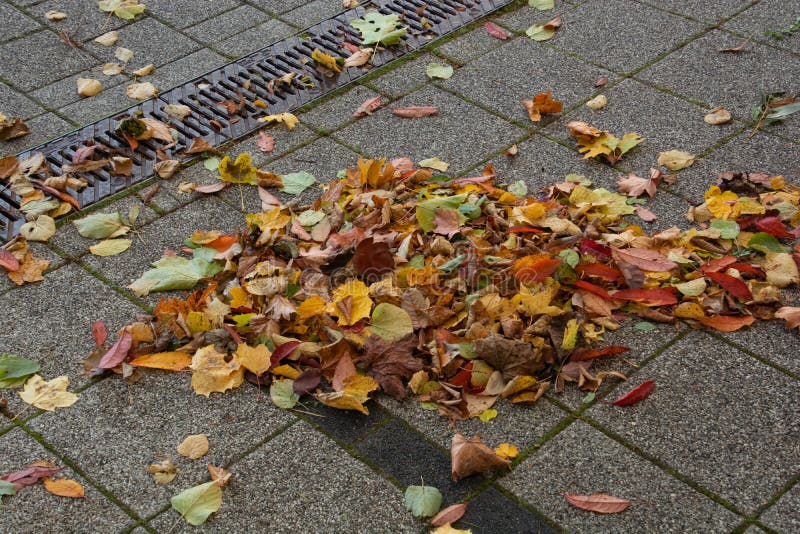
[69,156,800,424]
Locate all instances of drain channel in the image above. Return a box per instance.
[1,0,514,243]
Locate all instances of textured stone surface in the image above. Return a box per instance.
[280,0,343,29]
[492,1,575,33]
[441,37,615,124]
[639,0,756,22]
[587,331,800,513]
[456,486,557,533]
[299,84,382,132]
[0,32,89,91]
[0,82,45,120]
[145,0,241,29]
[334,85,524,175]
[725,0,800,54]
[146,48,226,92]
[501,420,741,533]
[28,0,129,42]
[722,319,800,375]
[0,110,73,155]
[212,17,295,58]
[435,25,506,64]
[760,482,800,533]
[366,53,438,98]
[0,2,40,42]
[30,65,130,112]
[0,426,137,531]
[184,5,271,46]
[149,421,418,533]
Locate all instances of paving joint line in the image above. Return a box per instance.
[708,332,800,381]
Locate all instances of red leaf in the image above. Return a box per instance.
[0,249,20,272]
[512,255,561,283]
[755,216,794,238]
[484,21,510,40]
[270,340,301,369]
[612,247,677,272]
[353,95,383,117]
[1,465,64,490]
[571,345,630,362]
[257,131,275,153]
[293,368,322,395]
[728,262,765,278]
[700,255,737,274]
[430,503,467,527]
[579,239,612,260]
[573,280,611,299]
[705,271,752,301]
[391,106,438,118]
[98,330,133,369]
[699,315,755,332]
[564,492,631,514]
[575,262,623,283]
[610,287,677,306]
[353,237,394,281]
[448,362,473,388]
[613,380,655,406]
[92,321,108,347]
[193,182,228,194]
[508,226,543,234]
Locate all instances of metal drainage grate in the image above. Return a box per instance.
[1,0,514,243]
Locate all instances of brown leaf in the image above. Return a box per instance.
[391,106,438,118]
[43,477,85,498]
[111,156,133,176]
[352,237,394,281]
[451,433,511,481]
[0,155,19,178]
[177,434,209,460]
[62,159,109,173]
[595,77,609,87]
[208,464,231,487]
[92,320,108,347]
[473,334,543,380]
[636,206,657,222]
[360,335,423,400]
[353,96,383,117]
[775,307,800,329]
[521,90,563,122]
[430,503,467,527]
[257,130,275,153]
[484,21,510,40]
[432,208,461,238]
[186,137,212,154]
[611,247,677,272]
[0,116,30,141]
[564,493,630,514]
[8,251,49,285]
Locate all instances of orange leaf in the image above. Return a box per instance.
[611,287,677,306]
[512,254,561,283]
[430,503,467,527]
[564,492,629,514]
[207,235,237,252]
[43,477,85,498]
[575,262,623,283]
[521,90,563,122]
[129,352,192,371]
[699,315,755,332]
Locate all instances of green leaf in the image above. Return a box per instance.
[765,101,800,121]
[270,379,299,409]
[710,219,740,239]
[405,485,442,518]
[415,194,467,232]
[529,0,554,9]
[748,232,790,254]
[558,249,580,269]
[280,171,316,195]
[350,13,407,46]
[370,303,414,341]
[296,209,325,227]
[408,254,425,269]
[0,479,16,497]
[0,354,40,389]
[89,238,132,257]
[127,255,223,296]
[203,157,220,172]
[634,321,656,332]
[478,408,498,422]
[526,23,556,41]
[425,63,454,80]
[170,481,222,526]
[73,212,130,239]
[507,180,528,197]
[98,0,146,20]
[582,392,596,404]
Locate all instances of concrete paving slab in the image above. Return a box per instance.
[30,64,130,112]
[0,31,92,91]
[334,85,525,175]
[0,264,144,412]
[25,373,297,519]
[760,482,800,533]
[501,420,741,533]
[211,17,296,58]
[722,320,800,375]
[639,0,756,23]
[247,0,307,15]
[148,421,418,533]
[183,5,272,47]
[366,53,438,98]
[550,0,706,74]
[586,330,800,513]
[0,426,137,531]
[0,81,46,121]
[280,0,344,29]
[28,0,130,42]
[145,49,227,92]
[492,2,575,33]
[636,30,800,139]
[299,85,382,132]
[145,0,241,29]
[58,83,136,126]
[440,37,616,125]
[434,25,506,64]
[455,486,557,533]
[0,241,64,294]
[0,111,75,156]
[725,0,800,54]
[0,2,41,43]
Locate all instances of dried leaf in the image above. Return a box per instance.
[94,31,119,46]
[451,433,511,481]
[343,48,372,68]
[77,78,102,97]
[43,478,84,498]
[392,106,438,118]
[170,481,222,526]
[129,352,192,371]
[127,82,157,100]
[18,375,78,412]
[353,96,383,117]
[405,485,442,518]
[177,434,209,460]
[612,380,655,406]
[657,150,695,170]
[133,64,155,77]
[148,459,177,484]
[19,215,56,242]
[586,94,608,110]
[565,493,630,514]
[704,107,732,125]
[430,503,467,527]
[484,21,510,40]
[257,130,275,153]
[521,90,563,122]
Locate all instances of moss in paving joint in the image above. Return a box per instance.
[14,420,149,525]
[484,483,568,533]
[509,412,577,468]
[433,82,530,130]
[630,0,717,26]
[451,131,536,180]
[578,414,747,517]
[74,260,153,313]
[719,26,800,60]
[707,332,800,381]
[221,417,301,469]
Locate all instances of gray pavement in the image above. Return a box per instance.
[1,0,799,533]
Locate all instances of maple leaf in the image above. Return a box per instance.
[350,13,407,46]
[521,90,563,122]
[218,152,258,185]
[18,375,78,412]
[567,121,643,163]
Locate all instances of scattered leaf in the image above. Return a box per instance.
[521,90,563,122]
[657,150,695,170]
[0,354,40,389]
[405,485,443,518]
[586,94,608,110]
[94,31,119,46]
[525,15,561,41]
[74,212,129,239]
[45,10,68,21]
[430,503,467,527]
[257,131,275,153]
[451,434,511,480]
[392,106,438,118]
[351,13,407,46]
[127,82,157,100]
[280,171,316,195]
[485,22,510,40]
[18,375,78,412]
[98,0,146,20]
[43,478,84,498]
[177,434,209,460]
[170,481,222,526]
[148,459,177,484]
[419,157,449,172]
[426,63,454,80]
[19,215,56,242]
[258,112,298,130]
[704,107,732,125]
[612,380,655,406]
[565,493,630,514]
[77,78,102,97]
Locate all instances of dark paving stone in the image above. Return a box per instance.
[378,394,569,454]
[184,5,271,46]
[356,419,484,503]
[587,330,800,513]
[212,17,296,58]
[303,398,390,445]
[28,0,130,42]
[149,421,417,533]
[280,0,343,29]
[543,78,740,172]
[725,0,800,54]
[0,31,91,91]
[29,64,130,112]
[722,320,800,375]
[334,85,524,175]
[492,1,576,33]
[435,25,506,64]
[0,81,46,120]
[0,2,41,43]
[145,0,241,29]
[367,53,438,98]
[299,84,382,132]
[550,0,707,73]
[0,426,136,530]
[0,264,144,412]
[760,482,800,533]
[636,30,800,140]
[501,420,741,533]
[0,112,74,157]
[440,37,616,124]
[84,17,202,72]
[457,486,557,534]
[639,0,756,23]
[25,373,296,518]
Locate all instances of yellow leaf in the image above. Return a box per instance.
[431,525,472,534]
[148,459,177,484]
[561,318,579,350]
[258,112,298,130]
[236,343,271,376]
[189,345,244,397]
[177,434,209,460]
[342,374,379,401]
[218,152,258,185]
[510,283,563,317]
[332,295,373,326]
[229,286,252,308]
[18,375,78,412]
[271,364,301,379]
[494,443,519,460]
[314,374,378,414]
[311,48,341,72]
[332,279,370,300]
[43,478,85,498]
[245,208,291,231]
[657,149,695,170]
[674,301,705,319]
[186,311,212,334]
[88,238,132,257]
[129,352,192,371]
[501,375,537,398]
[704,186,739,219]
[295,295,327,320]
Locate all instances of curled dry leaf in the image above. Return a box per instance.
[775,307,800,329]
[353,95,383,117]
[19,215,56,242]
[564,492,630,514]
[177,434,210,460]
[133,64,155,77]
[484,21,510,40]
[43,477,85,498]
[257,130,275,153]
[704,106,732,125]
[586,94,608,110]
[77,78,102,97]
[391,106,438,118]
[154,159,181,179]
[94,31,119,46]
[111,156,133,176]
[207,464,231,487]
[430,503,467,527]
[127,82,157,100]
[343,48,372,68]
[102,63,124,76]
[114,47,134,63]
[163,104,191,120]
[148,459,177,484]
[451,433,511,481]
[595,77,609,87]
[45,10,68,21]
[522,90,563,122]
[657,150,695,170]
[0,114,30,141]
